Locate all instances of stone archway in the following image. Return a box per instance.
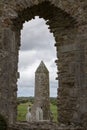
[0,0,87,129]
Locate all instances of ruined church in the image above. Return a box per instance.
[0,0,87,130]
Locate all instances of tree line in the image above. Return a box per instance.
[17,97,57,106]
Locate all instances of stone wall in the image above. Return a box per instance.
[0,0,87,129]
[8,122,84,130]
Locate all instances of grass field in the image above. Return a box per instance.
[17,102,57,122]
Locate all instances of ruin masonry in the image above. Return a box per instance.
[0,0,87,129]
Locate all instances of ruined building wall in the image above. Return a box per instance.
[0,0,87,129]
[0,27,19,124]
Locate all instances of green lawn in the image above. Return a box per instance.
[17,102,57,122]
[17,102,29,121]
[50,103,57,122]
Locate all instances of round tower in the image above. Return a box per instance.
[32,61,50,120]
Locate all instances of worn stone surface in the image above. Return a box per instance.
[8,122,84,130]
[31,61,50,120]
[0,0,87,129]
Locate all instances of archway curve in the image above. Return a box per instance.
[0,0,87,129]
[10,1,77,125]
[11,1,77,53]
[4,0,82,24]
[1,0,79,126]
[12,1,76,31]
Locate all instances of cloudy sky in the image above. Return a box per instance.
[17,16,58,97]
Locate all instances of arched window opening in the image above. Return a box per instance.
[17,16,58,122]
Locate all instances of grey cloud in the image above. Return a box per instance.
[18,80,34,88]
[18,50,37,70]
[21,33,55,51]
[50,81,58,88]
[18,48,56,70]
[20,17,55,51]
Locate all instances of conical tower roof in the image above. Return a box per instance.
[35,61,49,73]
